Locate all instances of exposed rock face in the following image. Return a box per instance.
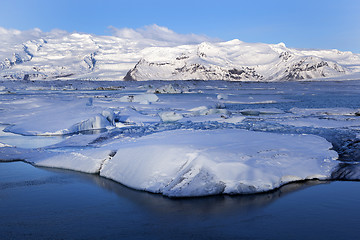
[124,59,264,81]
[282,57,346,80]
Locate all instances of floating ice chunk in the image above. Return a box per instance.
[119,94,159,103]
[68,114,114,134]
[189,106,209,114]
[150,84,183,94]
[159,111,183,122]
[1,96,117,136]
[0,142,12,147]
[290,107,359,116]
[240,110,261,116]
[240,108,284,116]
[101,109,115,124]
[216,115,246,124]
[274,117,360,129]
[202,108,230,117]
[117,107,160,124]
[188,106,230,117]
[25,86,47,91]
[100,129,338,197]
[217,94,228,100]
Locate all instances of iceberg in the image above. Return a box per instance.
[25,129,337,197]
[98,129,337,197]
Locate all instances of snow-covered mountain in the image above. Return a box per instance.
[1,26,360,81]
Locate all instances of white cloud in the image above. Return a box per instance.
[109,24,219,46]
[0,25,218,49]
[0,25,218,60]
[0,27,43,46]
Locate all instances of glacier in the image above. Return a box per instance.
[1,80,360,197]
[1,27,360,82]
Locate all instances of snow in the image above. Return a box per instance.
[0,26,360,81]
[159,111,183,122]
[100,129,337,197]
[1,80,360,197]
[290,107,359,116]
[35,148,115,174]
[187,106,230,117]
[0,142,12,147]
[1,97,116,136]
[119,94,159,103]
[270,107,360,129]
[148,84,186,94]
[273,117,360,129]
[217,94,228,100]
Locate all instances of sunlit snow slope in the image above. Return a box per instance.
[1,27,360,81]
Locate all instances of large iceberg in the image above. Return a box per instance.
[33,129,338,197]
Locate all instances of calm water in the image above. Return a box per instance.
[1,162,360,240]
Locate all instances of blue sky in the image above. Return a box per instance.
[1,0,359,52]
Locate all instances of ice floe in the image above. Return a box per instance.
[99,129,338,197]
[159,111,183,122]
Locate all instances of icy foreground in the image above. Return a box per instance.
[1,26,360,81]
[99,129,337,197]
[1,80,360,197]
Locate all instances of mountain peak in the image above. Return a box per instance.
[0,29,359,81]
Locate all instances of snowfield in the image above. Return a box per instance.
[1,80,360,197]
[1,26,360,82]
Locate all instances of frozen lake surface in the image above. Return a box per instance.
[1,161,360,240]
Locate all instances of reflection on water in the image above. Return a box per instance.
[1,162,360,240]
[0,161,330,216]
[0,125,65,149]
[69,167,328,216]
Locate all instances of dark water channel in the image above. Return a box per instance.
[1,162,360,240]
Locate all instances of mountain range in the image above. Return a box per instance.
[1,26,360,81]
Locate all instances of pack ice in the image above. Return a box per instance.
[2,80,359,197]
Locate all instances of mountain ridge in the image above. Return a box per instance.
[1,30,360,81]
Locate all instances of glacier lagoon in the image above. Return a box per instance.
[1,161,360,239]
[1,79,360,237]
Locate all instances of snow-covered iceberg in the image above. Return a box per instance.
[32,129,338,197]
